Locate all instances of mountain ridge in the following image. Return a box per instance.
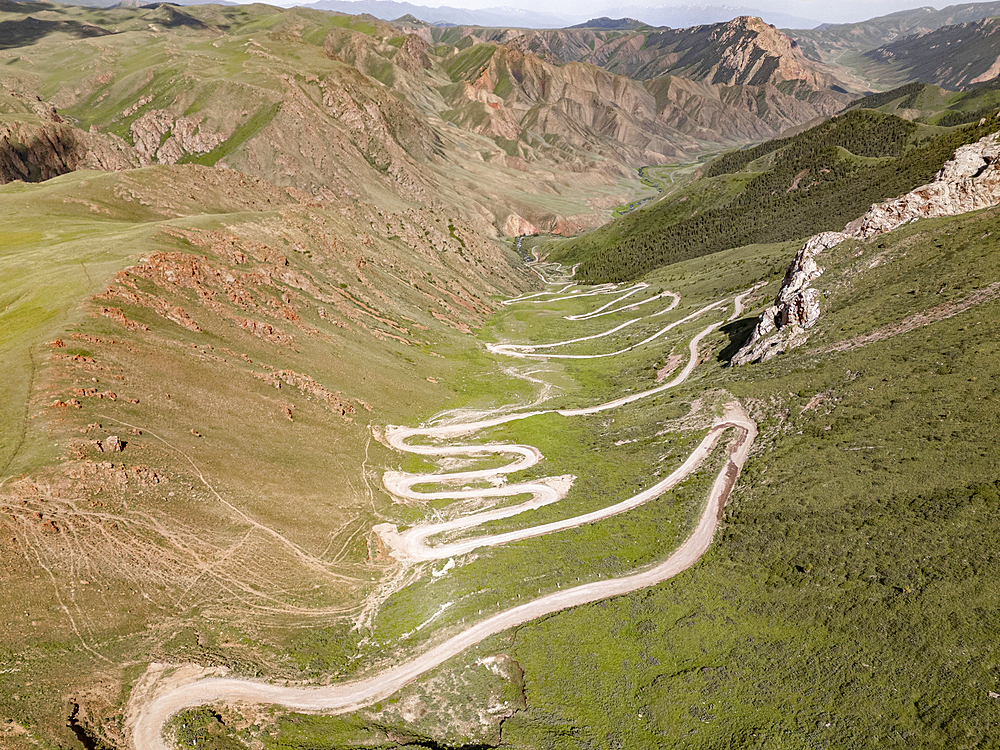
[5,2,1000,748]
[863,15,1000,90]
[787,0,1000,67]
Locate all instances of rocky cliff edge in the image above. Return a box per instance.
[732,127,1000,365]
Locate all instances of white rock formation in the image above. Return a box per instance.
[732,130,1000,365]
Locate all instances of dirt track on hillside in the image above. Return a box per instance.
[128,278,761,750]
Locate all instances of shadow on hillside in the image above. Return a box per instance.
[0,17,111,49]
[0,0,46,12]
[0,128,83,183]
[144,4,213,30]
[717,316,757,364]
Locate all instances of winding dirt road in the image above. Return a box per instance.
[378,284,761,562]
[128,277,761,750]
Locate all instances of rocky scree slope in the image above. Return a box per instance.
[373,16,857,156]
[733,128,1000,364]
[861,16,1000,91]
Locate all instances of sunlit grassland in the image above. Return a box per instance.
[497,208,1000,749]
[274,202,1000,749]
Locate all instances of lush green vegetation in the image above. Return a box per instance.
[268,187,1000,749]
[555,110,1000,283]
[706,107,917,179]
[172,709,244,750]
[840,81,929,113]
[461,213,1000,750]
[509,205,1000,748]
[838,78,1000,128]
[702,132,796,178]
[935,105,997,126]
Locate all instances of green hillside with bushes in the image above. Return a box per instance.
[553,109,1000,282]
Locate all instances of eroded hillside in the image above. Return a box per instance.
[0,151,543,746]
[407,16,856,146]
[9,2,997,749]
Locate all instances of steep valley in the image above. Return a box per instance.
[0,159,538,748]
[3,2,1000,750]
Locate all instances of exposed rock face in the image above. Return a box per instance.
[466,16,848,91]
[101,435,123,453]
[445,45,690,167]
[441,40,849,172]
[850,129,1000,236]
[660,16,840,88]
[732,231,844,365]
[0,119,137,184]
[503,214,540,236]
[394,33,434,72]
[733,130,1000,365]
[130,110,226,166]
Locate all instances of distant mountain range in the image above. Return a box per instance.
[293,0,821,29]
[296,0,567,27]
[863,15,1000,90]
[788,1,1000,60]
[594,5,822,29]
[786,0,1000,90]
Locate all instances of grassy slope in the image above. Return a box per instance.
[502,206,1000,750]
[0,162,537,748]
[265,188,1000,749]
[844,79,1000,128]
[551,109,1000,283]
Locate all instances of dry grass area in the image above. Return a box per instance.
[0,161,539,746]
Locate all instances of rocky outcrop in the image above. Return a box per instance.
[503,214,540,236]
[731,231,843,365]
[0,119,137,184]
[101,435,123,453]
[733,130,1000,365]
[850,129,1000,236]
[130,110,226,166]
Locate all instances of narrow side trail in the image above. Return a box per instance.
[129,276,762,750]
